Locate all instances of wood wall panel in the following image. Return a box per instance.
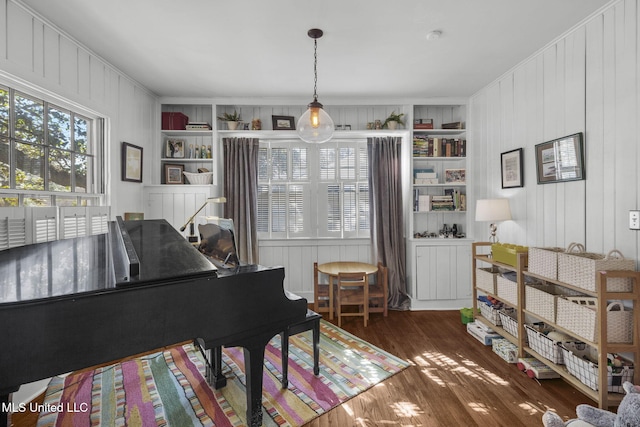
[1,1,157,220]
[470,0,639,266]
[258,239,373,300]
[6,2,32,69]
[585,13,606,254]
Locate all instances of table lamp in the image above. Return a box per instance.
[180,196,226,243]
[475,198,512,243]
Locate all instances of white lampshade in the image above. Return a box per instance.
[475,198,512,222]
[475,198,512,242]
[296,105,334,144]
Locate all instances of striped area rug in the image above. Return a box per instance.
[37,320,409,426]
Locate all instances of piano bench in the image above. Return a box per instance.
[280,309,322,388]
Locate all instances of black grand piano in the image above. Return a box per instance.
[0,218,307,427]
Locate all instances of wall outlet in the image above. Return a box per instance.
[630,210,640,230]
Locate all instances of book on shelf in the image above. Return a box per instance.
[418,195,432,212]
[186,122,212,130]
[415,178,438,184]
[414,123,434,129]
[442,121,464,129]
[414,119,433,129]
[412,137,466,157]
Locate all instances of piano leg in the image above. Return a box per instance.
[1,394,9,427]
[280,331,290,388]
[243,344,266,427]
[205,347,227,389]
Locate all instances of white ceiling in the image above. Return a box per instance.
[20,0,611,102]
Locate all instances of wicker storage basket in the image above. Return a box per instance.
[183,171,213,185]
[476,267,500,294]
[525,324,565,364]
[525,283,583,323]
[557,249,635,292]
[528,243,584,280]
[496,275,518,306]
[498,309,521,339]
[556,299,633,343]
[479,302,502,325]
[560,345,634,393]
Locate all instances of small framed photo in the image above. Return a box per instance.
[121,142,143,183]
[164,163,184,184]
[501,148,524,188]
[165,139,185,158]
[272,115,296,130]
[535,132,585,184]
[444,169,466,183]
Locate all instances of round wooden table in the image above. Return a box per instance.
[317,262,378,320]
[317,261,378,276]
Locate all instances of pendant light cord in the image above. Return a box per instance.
[313,38,318,102]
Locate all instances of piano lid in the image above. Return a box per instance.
[0,219,217,304]
[0,233,113,304]
[117,219,217,286]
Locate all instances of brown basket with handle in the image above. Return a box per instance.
[528,243,584,281]
[556,299,633,343]
[557,249,635,292]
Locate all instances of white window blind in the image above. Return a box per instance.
[90,212,109,235]
[0,217,26,249]
[34,217,57,243]
[258,139,369,239]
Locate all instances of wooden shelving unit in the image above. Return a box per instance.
[471,241,639,409]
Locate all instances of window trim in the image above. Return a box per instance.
[0,74,106,207]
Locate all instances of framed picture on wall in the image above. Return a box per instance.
[271,115,296,130]
[535,133,584,184]
[501,148,523,188]
[121,142,143,183]
[164,163,184,184]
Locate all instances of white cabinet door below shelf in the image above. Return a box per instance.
[415,243,471,301]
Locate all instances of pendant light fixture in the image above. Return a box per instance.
[297,28,334,144]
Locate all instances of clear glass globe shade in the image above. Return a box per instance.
[296,106,334,144]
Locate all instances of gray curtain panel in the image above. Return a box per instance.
[367,136,410,310]
[223,137,259,264]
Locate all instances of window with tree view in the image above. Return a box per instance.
[258,139,369,239]
[0,86,102,207]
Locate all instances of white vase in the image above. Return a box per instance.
[387,120,398,130]
[227,121,238,130]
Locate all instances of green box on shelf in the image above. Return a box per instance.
[491,243,528,267]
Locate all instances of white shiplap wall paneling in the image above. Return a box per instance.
[470,0,639,266]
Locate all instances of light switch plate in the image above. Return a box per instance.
[630,210,640,230]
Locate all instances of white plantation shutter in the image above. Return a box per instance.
[0,208,27,250]
[257,184,270,233]
[60,207,88,239]
[319,148,336,180]
[358,183,370,232]
[258,139,368,239]
[271,184,287,234]
[31,207,58,243]
[88,206,109,235]
[343,184,357,232]
[339,147,355,179]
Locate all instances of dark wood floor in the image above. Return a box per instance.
[11,310,593,427]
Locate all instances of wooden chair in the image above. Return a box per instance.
[335,271,369,327]
[313,262,334,319]
[369,262,389,317]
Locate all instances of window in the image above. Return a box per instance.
[258,139,369,239]
[0,85,103,207]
